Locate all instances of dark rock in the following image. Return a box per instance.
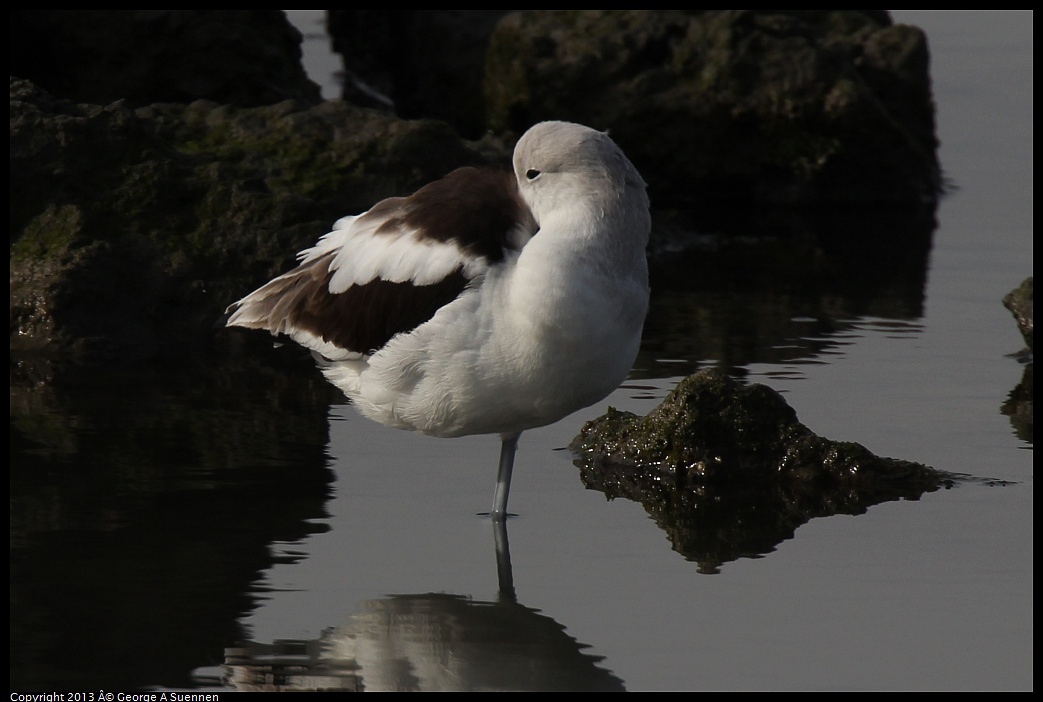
[9,10,322,107]
[484,10,939,208]
[570,368,958,572]
[572,368,942,486]
[10,78,487,359]
[327,10,512,138]
[324,11,939,207]
[1003,277,1033,353]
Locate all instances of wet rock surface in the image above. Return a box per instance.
[1003,277,1033,354]
[9,79,489,359]
[571,369,961,572]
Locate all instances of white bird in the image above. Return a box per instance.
[226,121,651,519]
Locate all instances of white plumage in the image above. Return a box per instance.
[227,121,650,518]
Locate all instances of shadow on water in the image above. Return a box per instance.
[9,348,338,691]
[639,203,935,378]
[222,521,625,692]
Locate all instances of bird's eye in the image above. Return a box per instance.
[525,169,541,180]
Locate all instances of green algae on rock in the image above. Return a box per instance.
[1002,277,1033,354]
[572,368,946,488]
[570,369,956,573]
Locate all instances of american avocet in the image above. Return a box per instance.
[226,121,650,519]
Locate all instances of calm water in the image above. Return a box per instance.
[10,11,1032,692]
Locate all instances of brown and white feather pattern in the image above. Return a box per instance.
[226,168,536,361]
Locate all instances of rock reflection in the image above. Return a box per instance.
[578,461,952,575]
[639,204,935,379]
[9,352,337,690]
[1001,277,1033,444]
[1001,362,1033,444]
[223,522,624,692]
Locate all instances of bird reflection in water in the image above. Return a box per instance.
[222,521,624,692]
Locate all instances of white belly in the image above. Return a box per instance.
[318,259,647,438]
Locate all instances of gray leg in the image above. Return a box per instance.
[493,519,516,603]
[490,432,521,520]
